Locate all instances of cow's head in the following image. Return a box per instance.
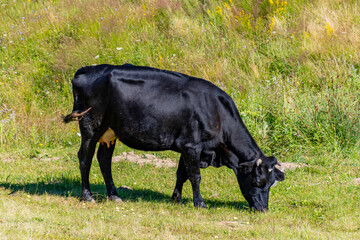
[236,156,284,212]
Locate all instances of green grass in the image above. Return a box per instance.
[1,0,360,238]
[0,148,359,239]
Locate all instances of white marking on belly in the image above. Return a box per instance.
[98,128,116,148]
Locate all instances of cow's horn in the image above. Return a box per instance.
[256,158,262,167]
[276,159,281,168]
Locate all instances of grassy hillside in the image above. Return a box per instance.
[1,0,360,239]
[0,0,359,158]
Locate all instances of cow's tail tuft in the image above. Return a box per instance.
[62,112,77,124]
[62,107,92,124]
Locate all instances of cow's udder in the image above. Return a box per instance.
[98,128,116,148]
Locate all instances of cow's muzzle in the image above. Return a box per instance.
[251,206,268,212]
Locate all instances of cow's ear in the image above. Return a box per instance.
[274,167,285,181]
[238,161,255,174]
[268,156,278,166]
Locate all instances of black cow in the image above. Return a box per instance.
[63,64,284,212]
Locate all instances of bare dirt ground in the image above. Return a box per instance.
[0,157,14,163]
[112,152,306,171]
[112,151,177,168]
[278,162,307,171]
[354,178,360,185]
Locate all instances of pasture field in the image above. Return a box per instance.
[0,0,359,239]
[0,148,360,239]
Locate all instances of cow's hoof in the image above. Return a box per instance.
[194,201,207,208]
[109,195,123,203]
[81,195,96,203]
[171,191,182,203]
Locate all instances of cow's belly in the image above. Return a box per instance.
[108,115,181,151]
[113,127,176,151]
[117,133,176,151]
[98,125,176,151]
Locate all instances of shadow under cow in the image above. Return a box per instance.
[0,177,249,210]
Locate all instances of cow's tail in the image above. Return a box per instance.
[63,107,92,124]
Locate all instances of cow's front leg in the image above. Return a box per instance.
[97,140,122,202]
[78,139,97,202]
[182,146,206,208]
[172,156,188,203]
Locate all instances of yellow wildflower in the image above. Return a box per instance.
[247,20,251,29]
[216,6,222,15]
[269,17,275,33]
[304,31,309,39]
[325,22,335,36]
[276,7,284,13]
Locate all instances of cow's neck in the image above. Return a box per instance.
[227,119,263,164]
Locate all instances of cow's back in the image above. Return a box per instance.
[104,66,204,150]
[72,64,239,152]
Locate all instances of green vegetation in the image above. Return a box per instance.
[0,0,359,239]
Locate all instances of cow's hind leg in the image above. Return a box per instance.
[182,145,206,208]
[171,156,188,203]
[78,138,97,202]
[97,140,122,202]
